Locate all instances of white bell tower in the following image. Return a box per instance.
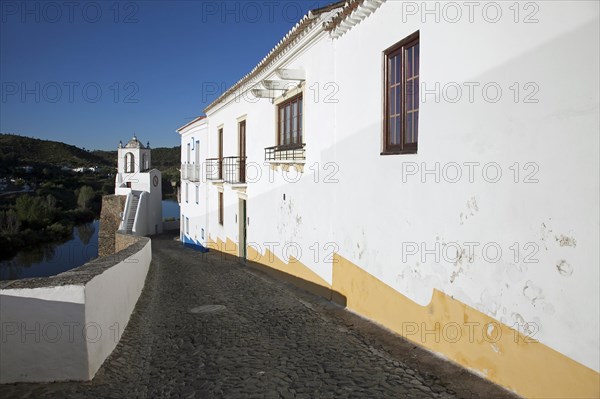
[117,135,152,176]
[115,135,163,236]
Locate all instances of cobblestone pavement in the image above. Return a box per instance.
[0,234,520,398]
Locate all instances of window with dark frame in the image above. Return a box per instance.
[218,191,223,225]
[383,31,419,154]
[278,93,303,147]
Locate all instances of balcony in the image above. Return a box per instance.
[205,158,222,181]
[181,163,189,180]
[264,143,305,162]
[223,156,247,185]
[180,163,201,182]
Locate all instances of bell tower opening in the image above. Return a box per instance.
[125,152,135,173]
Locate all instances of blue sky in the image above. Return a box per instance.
[0,0,332,150]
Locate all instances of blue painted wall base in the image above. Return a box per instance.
[182,235,209,253]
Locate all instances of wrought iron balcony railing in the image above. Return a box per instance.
[223,156,247,184]
[180,163,201,182]
[205,158,222,181]
[190,165,200,182]
[264,143,305,162]
[180,163,189,180]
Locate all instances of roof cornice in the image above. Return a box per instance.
[325,0,386,39]
[203,2,346,114]
[201,0,384,115]
[176,115,207,134]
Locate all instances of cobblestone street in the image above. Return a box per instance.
[0,234,519,398]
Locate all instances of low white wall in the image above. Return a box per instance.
[0,285,88,383]
[84,239,152,378]
[0,237,152,383]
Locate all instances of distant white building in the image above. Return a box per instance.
[115,135,163,236]
[177,116,209,251]
[177,1,599,398]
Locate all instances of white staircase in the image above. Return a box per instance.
[125,193,140,234]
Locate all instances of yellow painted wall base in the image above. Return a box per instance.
[207,237,600,398]
[207,236,238,257]
[332,254,599,399]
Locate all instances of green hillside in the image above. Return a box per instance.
[0,134,110,168]
[91,147,180,171]
[0,134,180,173]
[146,147,180,170]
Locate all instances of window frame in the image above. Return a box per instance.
[382,30,420,155]
[277,93,303,147]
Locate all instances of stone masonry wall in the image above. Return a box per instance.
[99,195,126,257]
[115,232,140,253]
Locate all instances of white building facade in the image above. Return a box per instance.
[115,136,163,236]
[178,116,210,251]
[178,1,600,397]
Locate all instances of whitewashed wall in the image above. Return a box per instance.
[179,120,210,249]
[116,171,163,236]
[85,238,152,377]
[0,286,88,383]
[0,237,152,383]
[180,0,599,393]
[205,18,340,281]
[332,0,599,372]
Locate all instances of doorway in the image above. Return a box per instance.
[238,120,246,183]
[238,198,247,260]
[218,128,223,180]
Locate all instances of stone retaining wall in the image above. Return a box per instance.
[115,231,139,253]
[98,195,126,257]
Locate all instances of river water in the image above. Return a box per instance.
[0,220,99,281]
[162,199,180,220]
[0,200,181,281]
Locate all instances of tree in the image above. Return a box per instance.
[0,209,20,234]
[15,195,53,227]
[45,194,58,211]
[77,186,95,209]
[15,195,34,222]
